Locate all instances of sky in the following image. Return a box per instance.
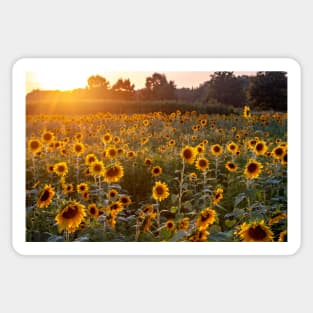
[26,71,256,93]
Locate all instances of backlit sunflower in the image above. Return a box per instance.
[254,141,268,155]
[225,161,237,172]
[211,144,223,157]
[195,208,216,230]
[41,131,54,144]
[102,132,112,144]
[85,153,98,166]
[77,182,88,194]
[195,157,209,172]
[104,163,124,183]
[181,145,197,164]
[37,184,55,208]
[227,142,238,154]
[119,195,132,206]
[73,142,85,155]
[244,159,263,179]
[165,220,176,231]
[278,230,287,242]
[106,146,118,159]
[151,166,163,177]
[213,187,223,205]
[28,139,42,154]
[152,181,170,202]
[55,201,86,233]
[53,162,68,177]
[177,217,190,231]
[235,220,274,242]
[89,160,105,177]
[87,203,99,218]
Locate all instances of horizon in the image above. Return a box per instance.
[26,71,256,94]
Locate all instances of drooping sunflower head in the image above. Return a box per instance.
[225,161,237,172]
[87,203,99,218]
[195,208,216,230]
[89,161,105,177]
[211,144,223,157]
[189,172,198,182]
[181,145,197,164]
[195,157,209,172]
[213,187,224,205]
[244,159,263,179]
[254,141,268,155]
[85,153,98,166]
[236,220,274,242]
[37,184,55,208]
[53,162,68,177]
[73,142,85,155]
[41,131,54,144]
[165,220,176,231]
[28,139,42,154]
[152,181,170,202]
[55,201,86,233]
[104,163,124,183]
[151,166,163,177]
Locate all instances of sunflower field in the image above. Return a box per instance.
[26,106,287,242]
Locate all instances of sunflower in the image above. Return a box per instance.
[63,183,74,195]
[168,139,176,147]
[113,136,121,144]
[53,162,68,177]
[152,181,170,202]
[225,161,237,172]
[119,195,132,206]
[200,119,207,126]
[189,172,197,182]
[47,164,54,173]
[55,201,86,233]
[144,158,153,167]
[109,201,123,213]
[236,220,274,242]
[177,217,190,231]
[195,157,209,172]
[87,203,99,218]
[165,220,176,231]
[108,189,118,198]
[281,152,287,166]
[106,146,118,159]
[73,142,85,155]
[28,139,42,154]
[195,208,216,230]
[127,151,136,158]
[254,141,268,155]
[188,229,209,242]
[196,145,205,154]
[77,182,88,194]
[272,145,286,160]
[37,184,55,208]
[227,142,238,154]
[151,166,163,177]
[244,159,263,179]
[278,230,287,242]
[143,119,149,127]
[213,187,223,205]
[181,145,197,164]
[41,131,54,144]
[211,144,223,157]
[104,163,124,183]
[85,153,98,166]
[89,160,105,177]
[243,105,251,118]
[102,132,112,144]
[82,191,89,201]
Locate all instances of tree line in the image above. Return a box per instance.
[27,71,287,111]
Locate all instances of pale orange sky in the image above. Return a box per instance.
[26,71,256,93]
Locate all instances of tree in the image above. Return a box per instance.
[247,72,287,111]
[206,72,246,107]
[112,78,135,100]
[87,75,110,99]
[142,73,176,100]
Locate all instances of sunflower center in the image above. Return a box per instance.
[104,135,110,141]
[155,186,164,195]
[248,225,266,240]
[214,146,220,153]
[199,159,207,167]
[44,133,52,140]
[90,207,96,214]
[58,165,65,172]
[230,145,235,150]
[75,145,82,152]
[275,148,283,156]
[62,206,78,219]
[283,154,287,162]
[183,149,192,159]
[228,163,235,169]
[256,143,263,151]
[107,167,119,177]
[40,189,50,201]
[89,157,95,163]
[247,163,257,173]
[31,141,39,149]
[94,164,102,172]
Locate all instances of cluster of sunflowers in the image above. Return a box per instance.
[26,106,287,242]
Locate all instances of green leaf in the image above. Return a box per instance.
[182,201,193,211]
[169,230,187,242]
[234,193,246,207]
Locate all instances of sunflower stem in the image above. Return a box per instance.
[178,160,185,215]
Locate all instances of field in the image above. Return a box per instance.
[26,106,287,242]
